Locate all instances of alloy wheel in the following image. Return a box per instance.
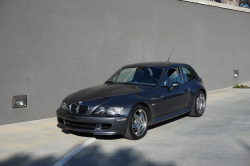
[132,109,147,136]
[196,93,206,114]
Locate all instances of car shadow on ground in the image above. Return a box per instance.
[61,114,188,140]
[0,144,176,166]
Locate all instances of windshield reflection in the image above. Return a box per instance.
[106,67,163,87]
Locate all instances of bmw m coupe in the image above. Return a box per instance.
[57,62,206,140]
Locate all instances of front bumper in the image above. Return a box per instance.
[56,108,130,135]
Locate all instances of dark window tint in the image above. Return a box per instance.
[182,67,196,82]
[167,67,183,86]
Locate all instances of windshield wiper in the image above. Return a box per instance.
[105,81,116,84]
[121,82,155,87]
[120,82,137,85]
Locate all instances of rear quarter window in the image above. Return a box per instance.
[182,66,197,82]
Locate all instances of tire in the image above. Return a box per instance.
[189,90,206,117]
[123,105,149,140]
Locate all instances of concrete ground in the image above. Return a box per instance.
[0,82,250,166]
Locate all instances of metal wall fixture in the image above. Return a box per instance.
[234,70,239,78]
[12,95,27,108]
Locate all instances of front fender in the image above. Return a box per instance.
[99,93,158,125]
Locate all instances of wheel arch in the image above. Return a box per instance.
[131,102,152,124]
[199,88,207,100]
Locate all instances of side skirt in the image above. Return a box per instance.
[150,108,190,126]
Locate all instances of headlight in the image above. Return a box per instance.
[92,107,123,116]
[60,102,68,111]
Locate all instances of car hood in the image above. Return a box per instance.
[67,84,146,104]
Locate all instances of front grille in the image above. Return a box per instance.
[69,104,89,115]
[70,104,77,114]
[79,105,88,114]
[69,104,88,115]
[65,120,96,130]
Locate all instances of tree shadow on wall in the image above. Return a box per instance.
[0,144,176,166]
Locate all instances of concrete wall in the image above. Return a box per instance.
[0,0,249,125]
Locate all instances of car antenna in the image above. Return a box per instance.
[167,46,174,62]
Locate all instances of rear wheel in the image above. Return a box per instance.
[124,105,149,140]
[189,91,206,117]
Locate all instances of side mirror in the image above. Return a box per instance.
[169,82,180,91]
[171,82,180,87]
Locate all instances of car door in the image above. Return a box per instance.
[160,67,190,115]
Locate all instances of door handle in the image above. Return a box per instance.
[184,89,189,92]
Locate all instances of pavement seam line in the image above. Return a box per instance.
[53,138,96,166]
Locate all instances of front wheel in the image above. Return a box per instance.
[189,91,206,117]
[124,105,149,140]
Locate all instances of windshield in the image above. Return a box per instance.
[106,67,163,87]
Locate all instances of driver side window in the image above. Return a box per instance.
[167,67,183,86]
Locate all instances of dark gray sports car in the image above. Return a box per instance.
[57,62,206,140]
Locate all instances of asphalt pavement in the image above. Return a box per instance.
[0,82,250,166]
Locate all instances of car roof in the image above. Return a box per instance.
[122,62,189,68]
